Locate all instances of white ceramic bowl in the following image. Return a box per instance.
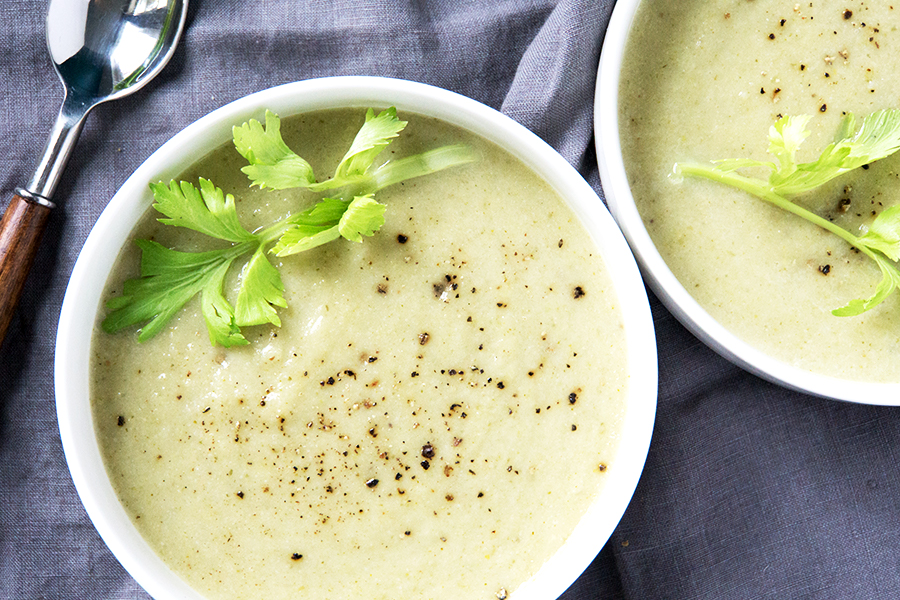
[595,1,900,405]
[55,76,657,599]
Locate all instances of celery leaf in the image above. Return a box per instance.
[233,110,316,190]
[270,197,347,257]
[856,205,900,262]
[832,253,900,317]
[333,107,407,180]
[200,260,249,347]
[272,225,341,256]
[102,239,246,345]
[150,179,255,242]
[234,246,287,328]
[271,195,386,255]
[771,109,900,195]
[339,195,386,242]
[767,114,811,174]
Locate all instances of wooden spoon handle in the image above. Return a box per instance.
[0,193,53,344]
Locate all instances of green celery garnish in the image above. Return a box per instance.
[102,108,478,346]
[674,108,900,317]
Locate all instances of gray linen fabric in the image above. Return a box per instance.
[1,1,898,599]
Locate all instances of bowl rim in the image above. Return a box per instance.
[55,75,658,599]
[595,0,900,405]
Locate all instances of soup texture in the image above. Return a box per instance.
[620,0,900,381]
[91,110,628,599]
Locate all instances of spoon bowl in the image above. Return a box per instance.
[0,0,188,346]
[48,0,186,107]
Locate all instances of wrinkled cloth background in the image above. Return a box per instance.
[2,1,899,598]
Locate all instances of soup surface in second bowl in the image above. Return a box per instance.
[620,0,900,382]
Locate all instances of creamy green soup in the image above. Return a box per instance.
[620,0,900,382]
[91,110,628,599]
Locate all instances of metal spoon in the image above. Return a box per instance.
[0,0,188,344]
